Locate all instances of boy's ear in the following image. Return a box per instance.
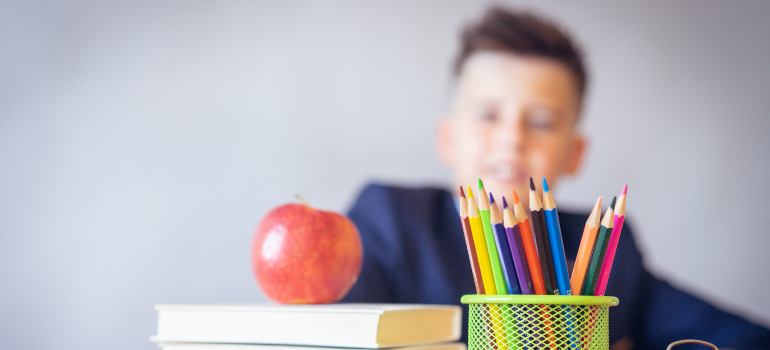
[565,133,586,175]
[435,116,455,167]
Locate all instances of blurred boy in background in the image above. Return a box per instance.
[342,6,770,350]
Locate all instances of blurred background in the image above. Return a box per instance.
[2,1,770,349]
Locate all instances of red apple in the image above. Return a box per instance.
[252,203,363,304]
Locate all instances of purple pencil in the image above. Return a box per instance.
[503,196,533,295]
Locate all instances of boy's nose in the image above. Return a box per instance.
[492,114,526,151]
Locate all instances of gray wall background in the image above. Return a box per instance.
[2,1,769,349]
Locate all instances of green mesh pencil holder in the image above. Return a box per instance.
[462,294,619,350]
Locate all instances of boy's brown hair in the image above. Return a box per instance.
[454,6,587,101]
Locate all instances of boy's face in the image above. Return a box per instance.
[437,52,585,208]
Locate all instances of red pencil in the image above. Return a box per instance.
[529,178,557,294]
[460,186,484,294]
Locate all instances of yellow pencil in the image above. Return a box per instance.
[468,187,497,294]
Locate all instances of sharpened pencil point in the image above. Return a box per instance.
[460,186,466,198]
[542,177,550,192]
[590,197,602,223]
[478,178,484,190]
[610,196,617,209]
[529,177,536,191]
[621,184,627,195]
[467,186,474,198]
[502,196,508,209]
[489,193,495,204]
[512,189,520,204]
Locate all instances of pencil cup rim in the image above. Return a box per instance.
[461,294,619,306]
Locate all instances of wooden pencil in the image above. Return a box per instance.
[467,187,497,294]
[459,186,484,294]
[478,179,507,294]
[595,185,627,296]
[502,195,532,294]
[542,177,571,295]
[490,193,520,294]
[529,177,558,295]
[511,190,547,295]
[582,196,616,296]
[570,196,602,295]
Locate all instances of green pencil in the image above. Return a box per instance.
[582,197,616,296]
[478,179,508,294]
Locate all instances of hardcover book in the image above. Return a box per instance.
[152,303,462,349]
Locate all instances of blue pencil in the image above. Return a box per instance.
[490,194,523,349]
[542,178,571,296]
[489,193,521,294]
[542,179,578,349]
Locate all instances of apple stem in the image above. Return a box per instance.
[295,193,310,207]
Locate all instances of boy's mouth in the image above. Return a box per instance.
[487,164,527,185]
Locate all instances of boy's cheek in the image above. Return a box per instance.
[526,150,563,181]
[526,153,548,177]
[455,132,489,161]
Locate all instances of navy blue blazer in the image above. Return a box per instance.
[342,184,770,350]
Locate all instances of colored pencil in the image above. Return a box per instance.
[570,197,602,295]
[582,197,616,295]
[459,187,484,294]
[542,177,571,295]
[541,179,578,348]
[490,194,521,294]
[467,187,497,294]
[511,190,547,295]
[595,185,627,296]
[529,180,561,347]
[502,196,532,294]
[495,196,523,348]
[478,179,507,294]
[529,177,558,295]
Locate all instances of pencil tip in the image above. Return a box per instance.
[610,196,617,209]
[529,177,536,191]
[502,196,508,209]
[512,189,520,204]
[542,177,550,192]
[467,186,474,198]
[459,186,465,198]
[621,184,627,195]
[489,192,495,204]
[478,178,484,190]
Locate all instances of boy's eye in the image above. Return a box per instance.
[526,108,558,130]
[476,107,498,122]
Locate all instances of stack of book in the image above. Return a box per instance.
[151,303,465,350]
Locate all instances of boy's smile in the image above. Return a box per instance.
[438,52,585,209]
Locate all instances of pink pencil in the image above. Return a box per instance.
[594,185,627,296]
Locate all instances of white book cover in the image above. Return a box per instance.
[152,303,462,349]
[157,342,467,350]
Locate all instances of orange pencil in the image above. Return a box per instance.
[570,197,602,295]
[467,187,497,294]
[511,190,547,295]
[459,187,484,294]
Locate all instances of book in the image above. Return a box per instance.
[152,303,462,349]
[156,342,467,350]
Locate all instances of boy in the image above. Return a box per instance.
[342,7,770,349]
